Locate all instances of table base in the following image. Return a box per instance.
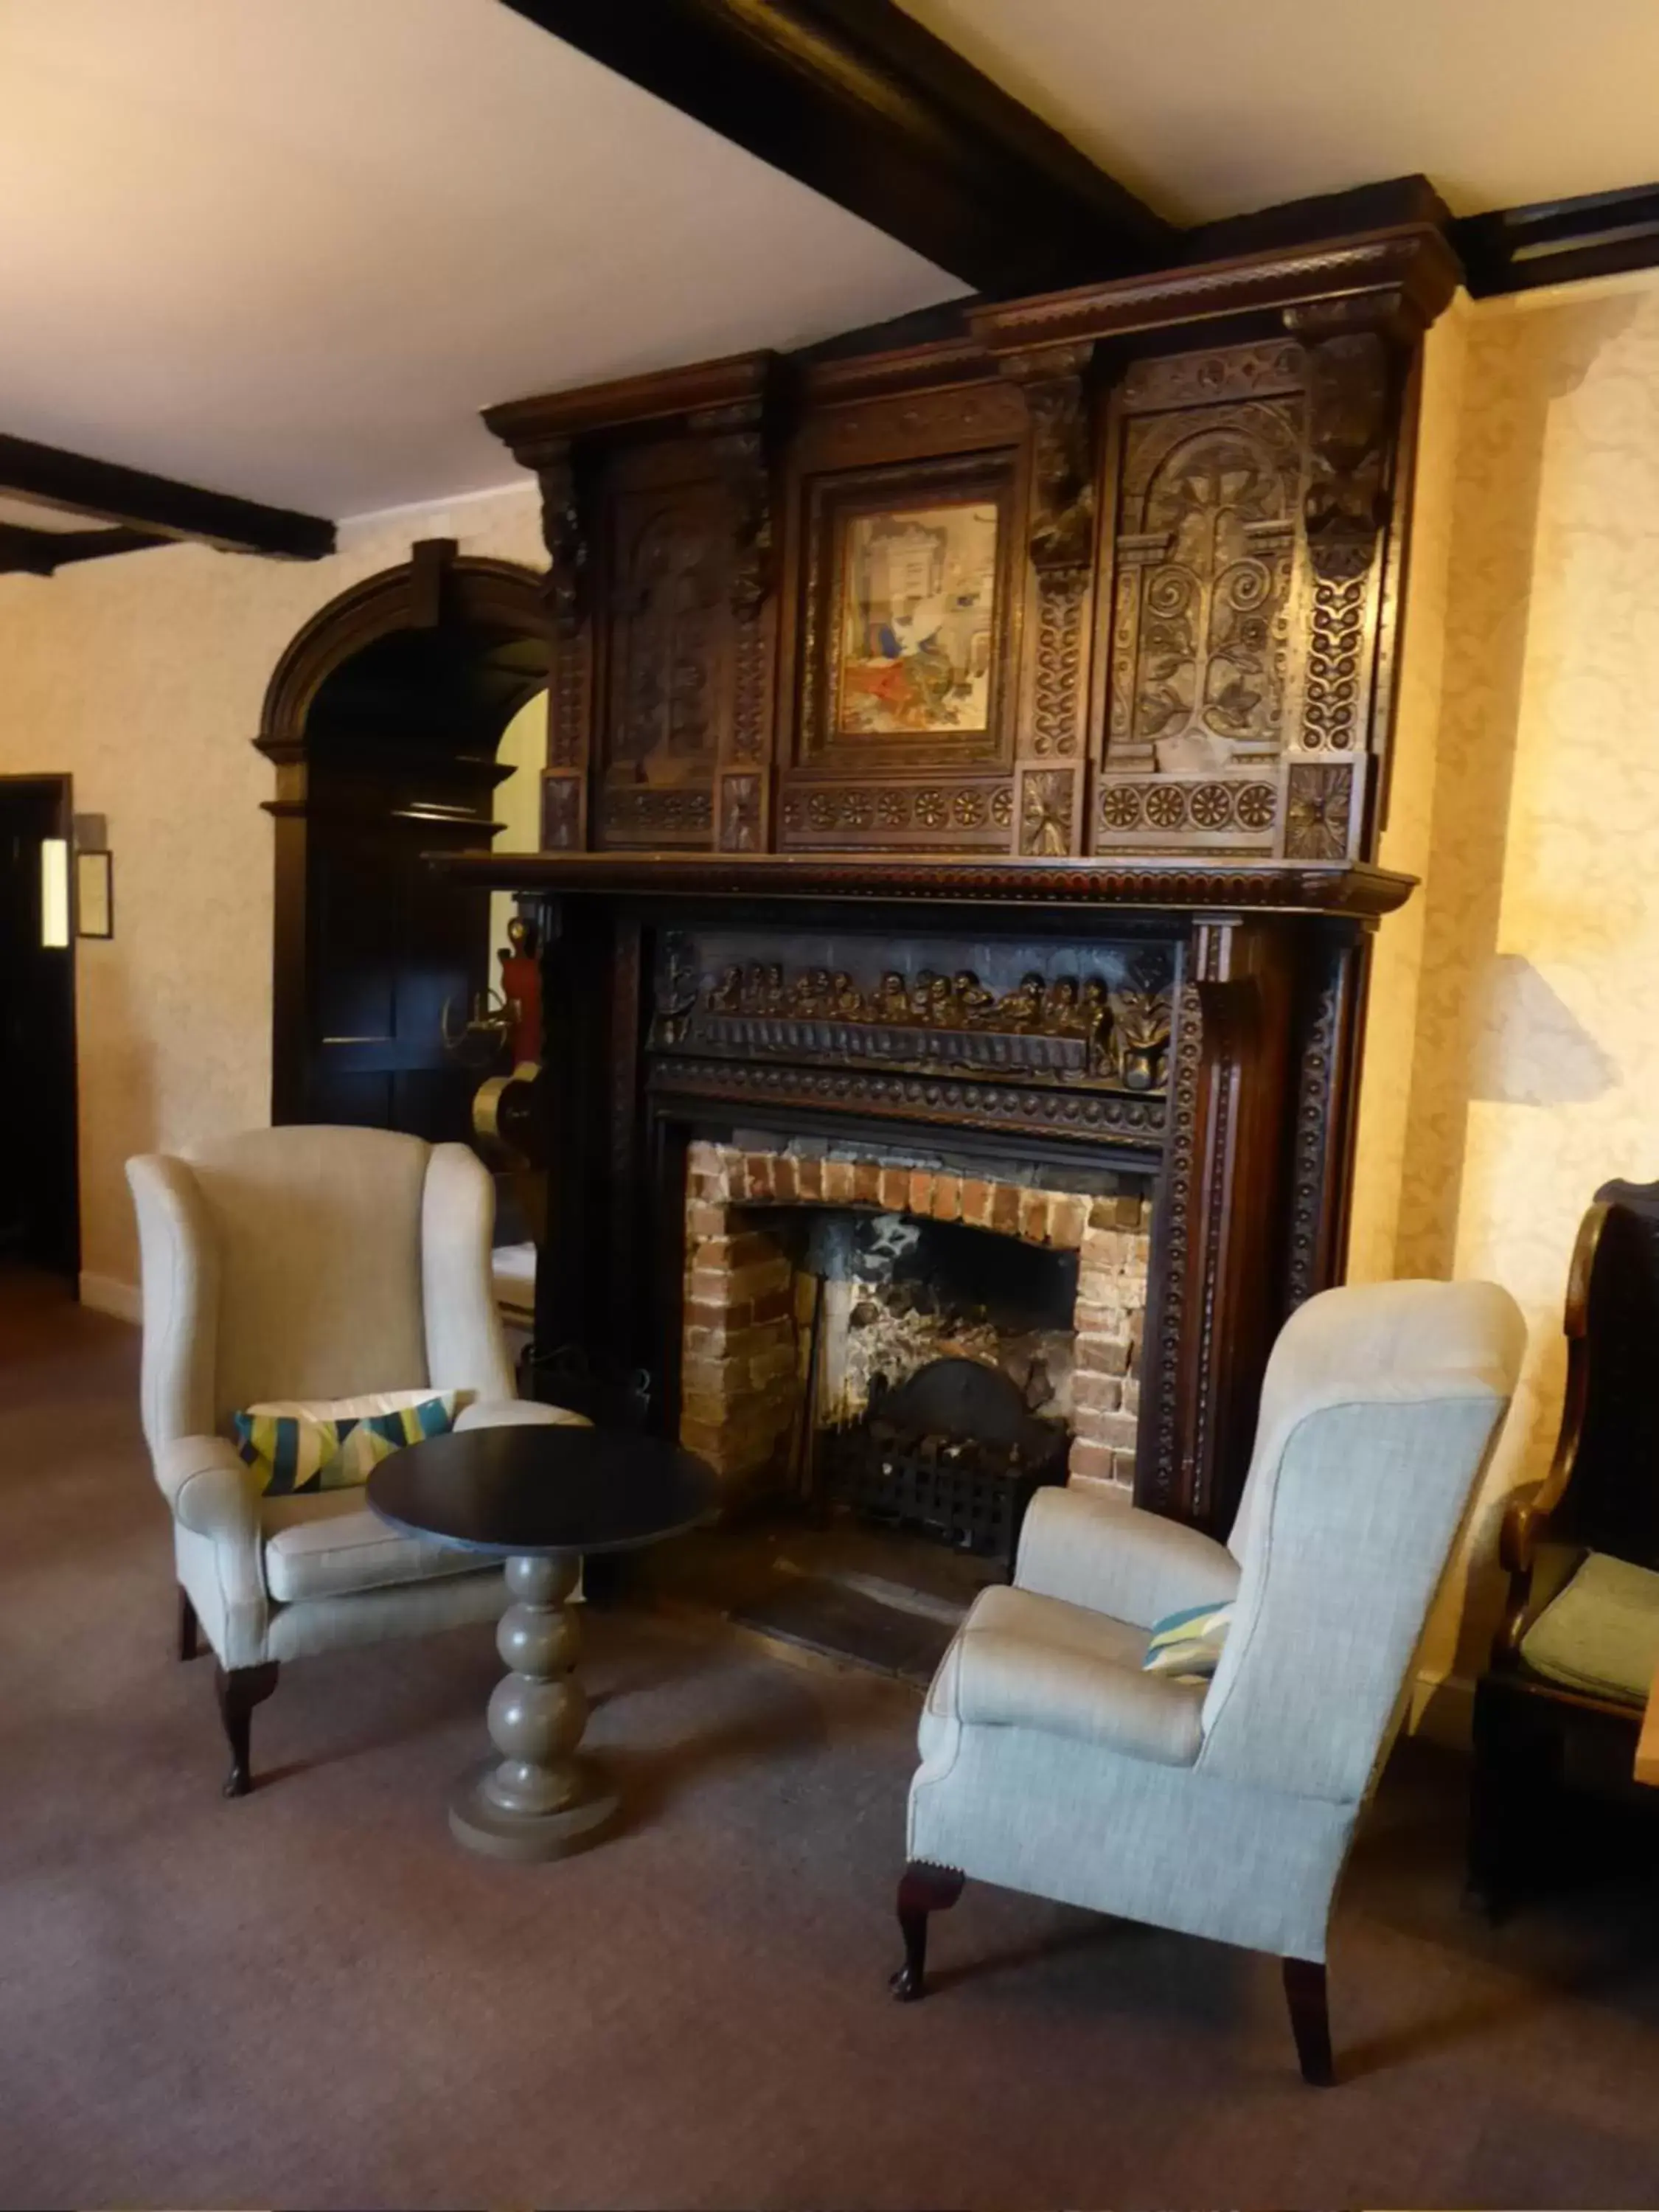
[448,1756,619,1861]
[446,1549,619,1863]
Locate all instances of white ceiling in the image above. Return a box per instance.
[6,1,1658,533]
[902,0,1659,225]
[0,0,961,522]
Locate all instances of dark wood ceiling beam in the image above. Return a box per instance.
[1453,180,1659,296]
[0,521,170,577]
[503,0,1175,293]
[0,433,335,560]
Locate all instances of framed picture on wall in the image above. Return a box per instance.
[75,849,113,939]
[796,451,1020,773]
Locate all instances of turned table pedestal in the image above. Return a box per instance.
[368,1425,712,1861]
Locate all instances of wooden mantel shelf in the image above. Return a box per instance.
[427,849,1416,918]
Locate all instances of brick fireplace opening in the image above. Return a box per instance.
[679,1138,1154,1517]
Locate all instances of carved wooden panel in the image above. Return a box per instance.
[793,373,1029,473]
[1092,330,1393,866]
[596,469,731,848]
[1095,341,1306,859]
[779,777,1012,850]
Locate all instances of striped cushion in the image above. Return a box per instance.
[233,1389,459,1496]
[1141,1599,1235,1683]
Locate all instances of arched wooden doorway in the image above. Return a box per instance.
[258,539,548,1135]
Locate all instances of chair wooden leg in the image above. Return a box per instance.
[214,1662,279,1799]
[1468,1682,1562,1923]
[176,1586,201,1663]
[890,1861,965,2001]
[1466,1747,1517,1924]
[1283,1956,1335,2086]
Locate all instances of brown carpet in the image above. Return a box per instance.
[4,1269,1659,2209]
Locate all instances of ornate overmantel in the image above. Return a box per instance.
[445,220,1455,1535]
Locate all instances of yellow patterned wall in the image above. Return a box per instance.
[0,487,544,1303]
[1349,295,1469,1287]
[1354,265,1659,1705]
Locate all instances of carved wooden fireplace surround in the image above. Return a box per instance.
[435,222,1453,1535]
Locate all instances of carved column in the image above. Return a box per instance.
[1138,915,1295,1531]
[1279,313,1395,865]
[700,400,779,854]
[1001,343,1096,855]
[1284,919,1373,1307]
[531,438,594,852]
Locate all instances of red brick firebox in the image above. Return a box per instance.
[680,1139,1152,1497]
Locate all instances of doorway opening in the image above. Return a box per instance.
[260,540,549,1144]
[259,543,549,1335]
[0,774,79,1283]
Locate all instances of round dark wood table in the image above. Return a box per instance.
[369,1424,713,1861]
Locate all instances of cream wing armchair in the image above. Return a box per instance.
[128,1124,584,1797]
[894,1278,1525,2084]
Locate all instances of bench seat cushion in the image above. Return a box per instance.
[1522,1551,1659,1707]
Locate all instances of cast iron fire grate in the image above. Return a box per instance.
[818,1354,1068,1573]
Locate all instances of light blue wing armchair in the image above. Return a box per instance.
[893,1278,1525,2084]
